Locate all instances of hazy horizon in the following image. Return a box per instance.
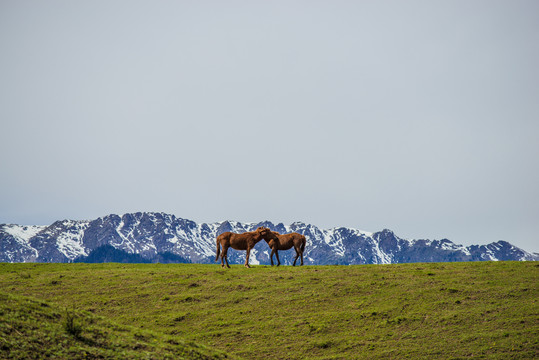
[1,1,538,253]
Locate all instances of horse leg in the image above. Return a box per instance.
[274,248,281,266]
[218,242,225,268]
[270,248,275,266]
[300,248,304,266]
[244,246,251,268]
[293,247,300,266]
[220,247,226,268]
[223,245,231,268]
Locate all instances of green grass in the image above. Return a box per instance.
[0,292,231,360]
[1,261,537,359]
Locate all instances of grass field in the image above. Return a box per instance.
[1,261,537,359]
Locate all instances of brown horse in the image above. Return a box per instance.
[265,231,306,266]
[215,227,277,268]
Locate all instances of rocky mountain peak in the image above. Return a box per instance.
[1,212,537,264]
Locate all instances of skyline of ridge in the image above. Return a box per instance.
[0,212,539,263]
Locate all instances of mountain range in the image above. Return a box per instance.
[1,212,537,264]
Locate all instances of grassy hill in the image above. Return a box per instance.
[0,261,537,359]
[0,292,231,359]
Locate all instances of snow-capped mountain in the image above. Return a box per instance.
[1,212,537,264]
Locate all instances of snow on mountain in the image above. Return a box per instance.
[0,224,46,262]
[1,212,537,264]
[2,224,45,242]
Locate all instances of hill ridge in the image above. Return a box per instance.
[1,212,537,263]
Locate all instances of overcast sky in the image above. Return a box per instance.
[1,1,538,253]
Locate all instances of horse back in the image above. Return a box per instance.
[228,231,258,250]
[272,233,294,250]
[217,232,232,244]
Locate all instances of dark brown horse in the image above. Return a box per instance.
[265,231,306,266]
[215,227,277,268]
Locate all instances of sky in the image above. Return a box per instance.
[1,1,538,253]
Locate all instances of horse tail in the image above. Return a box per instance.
[300,235,306,253]
[215,237,221,262]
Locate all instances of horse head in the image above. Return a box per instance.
[256,228,280,244]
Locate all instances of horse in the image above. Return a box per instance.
[215,227,277,268]
[265,231,306,266]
